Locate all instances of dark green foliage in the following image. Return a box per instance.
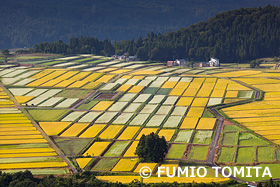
[0,170,245,186]
[34,37,114,56]
[250,60,261,68]
[135,132,168,163]
[114,5,280,62]
[1,49,9,55]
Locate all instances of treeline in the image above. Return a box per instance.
[0,170,241,187]
[34,37,114,57]
[34,5,280,62]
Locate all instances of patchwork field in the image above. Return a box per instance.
[1,55,280,183]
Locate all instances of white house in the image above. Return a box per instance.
[209,57,219,67]
[174,59,186,66]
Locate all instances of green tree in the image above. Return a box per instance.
[1,49,9,56]
[135,132,168,163]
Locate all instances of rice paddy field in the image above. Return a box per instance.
[2,54,280,183]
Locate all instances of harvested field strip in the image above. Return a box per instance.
[196,118,216,130]
[133,94,151,103]
[61,111,86,122]
[156,105,173,115]
[140,104,158,114]
[60,123,89,137]
[95,112,118,124]
[91,101,114,111]
[83,142,111,156]
[111,159,138,172]
[163,115,183,128]
[108,102,128,112]
[40,122,71,135]
[112,113,134,124]
[0,162,68,169]
[174,130,193,143]
[123,141,138,157]
[146,115,166,127]
[129,113,149,126]
[79,124,106,138]
[117,127,140,140]
[78,112,102,123]
[118,93,137,102]
[171,106,187,116]
[99,125,124,139]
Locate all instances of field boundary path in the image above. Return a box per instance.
[205,77,262,185]
[0,82,78,174]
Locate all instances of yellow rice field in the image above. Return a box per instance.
[123,141,138,157]
[128,85,145,93]
[225,91,238,98]
[157,129,175,141]
[196,118,216,130]
[117,126,140,140]
[84,142,111,156]
[60,123,89,137]
[176,97,193,106]
[0,148,55,154]
[136,128,158,140]
[111,159,138,172]
[191,98,209,107]
[79,124,106,138]
[162,81,178,88]
[117,84,132,92]
[14,96,34,104]
[186,107,204,117]
[99,125,124,139]
[180,117,199,129]
[76,158,92,169]
[91,101,114,111]
[40,122,71,135]
[0,161,68,169]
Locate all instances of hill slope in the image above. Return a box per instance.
[1,0,280,49]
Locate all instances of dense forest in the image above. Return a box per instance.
[1,0,280,49]
[34,5,280,62]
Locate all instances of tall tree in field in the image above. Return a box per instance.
[135,132,168,163]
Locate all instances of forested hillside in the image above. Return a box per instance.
[34,5,280,62]
[1,0,280,49]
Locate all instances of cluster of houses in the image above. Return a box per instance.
[167,57,220,67]
[112,54,220,67]
[112,54,137,62]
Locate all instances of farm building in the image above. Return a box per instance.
[209,57,219,66]
[167,59,186,66]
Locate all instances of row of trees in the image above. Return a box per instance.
[34,5,280,63]
[34,37,114,57]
